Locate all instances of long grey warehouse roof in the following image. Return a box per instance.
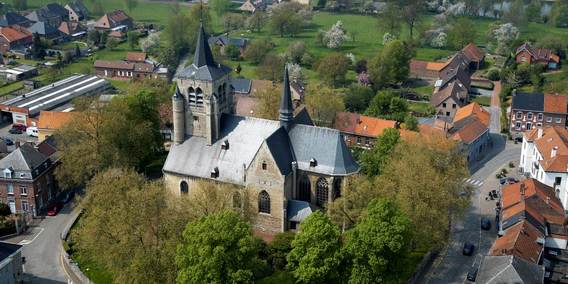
[1,74,110,116]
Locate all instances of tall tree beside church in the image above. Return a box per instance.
[287,211,343,283]
[304,84,345,127]
[30,33,46,60]
[176,211,265,283]
[344,199,412,283]
[255,85,281,120]
[359,128,400,176]
[368,40,413,88]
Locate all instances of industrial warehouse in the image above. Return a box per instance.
[0,74,111,125]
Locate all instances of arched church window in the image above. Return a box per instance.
[299,175,311,202]
[196,88,204,106]
[316,178,328,207]
[188,87,196,106]
[218,85,224,103]
[180,181,189,195]
[333,178,342,199]
[259,190,270,214]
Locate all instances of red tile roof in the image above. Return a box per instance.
[94,60,134,70]
[453,102,490,127]
[334,112,397,138]
[544,93,568,114]
[489,220,544,264]
[126,52,146,62]
[461,43,485,62]
[450,118,488,144]
[0,26,31,42]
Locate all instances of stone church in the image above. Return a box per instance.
[162,23,359,233]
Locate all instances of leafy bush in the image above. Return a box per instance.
[0,203,11,217]
[487,68,500,81]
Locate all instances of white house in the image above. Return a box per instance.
[520,126,568,209]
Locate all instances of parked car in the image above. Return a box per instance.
[12,124,26,131]
[481,218,491,230]
[3,138,13,145]
[499,178,507,185]
[8,128,22,134]
[463,242,475,256]
[26,126,38,137]
[467,266,478,281]
[47,202,63,216]
[506,177,519,184]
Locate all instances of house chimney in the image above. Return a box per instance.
[520,183,526,198]
[552,146,559,158]
[537,128,543,139]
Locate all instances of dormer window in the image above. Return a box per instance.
[19,173,25,178]
[221,140,229,150]
[211,167,219,178]
[310,158,317,167]
[3,168,12,179]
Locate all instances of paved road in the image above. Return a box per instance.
[422,138,522,284]
[3,202,79,284]
[488,81,502,134]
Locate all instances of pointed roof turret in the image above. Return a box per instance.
[279,66,294,129]
[193,22,215,67]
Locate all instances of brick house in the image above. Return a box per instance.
[515,42,560,70]
[0,26,32,54]
[448,102,491,163]
[430,60,471,119]
[93,60,156,79]
[510,91,567,135]
[334,112,397,148]
[0,143,58,216]
[94,10,133,30]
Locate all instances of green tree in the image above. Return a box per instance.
[210,0,231,16]
[123,0,138,12]
[127,31,138,50]
[344,199,412,283]
[305,84,345,127]
[106,38,119,50]
[287,211,342,284]
[30,33,46,60]
[368,40,413,88]
[344,84,375,112]
[74,168,182,283]
[447,18,476,49]
[365,90,408,121]
[360,128,400,176]
[526,0,542,23]
[377,2,401,35]
[316,53,349,87]
[404,115,419,131]
[55,91,162,189]
[176,211,263,283]
[553,0,568,28]
[269,2,304,37]
[74,44,81,58]
[246,12,266,33]
[87,30,100,45]
[253,84,281,120]
[224,45,241,60]
[243,39,273,64]
[256,54,284,82]
[267,232,296,270]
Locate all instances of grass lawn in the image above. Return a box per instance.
[409,101,435,117]
[72,252,114,284]
[0,81,24,97]
[472,95,491,106]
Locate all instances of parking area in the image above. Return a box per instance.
[0,122,38,150]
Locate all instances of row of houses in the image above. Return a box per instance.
[93,52,167,80]
[0,2,133,54]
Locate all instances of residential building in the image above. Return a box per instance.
[64,1,89,22]
[163,23,359,235]
[448,102,491,163]
[516,42,560,70]
[410,43,483,78]
[461,43,485,70]
[520,126,568,208]
[510,91,568,135]
[208,35,249,53]
[0,242,23,284]
[476,255,545,284]
[239,0,258,12]
[28,21,64,41]
[93,60,158,80]
[57,21,87,38]
[125,51,146,63]
[334,112,397,148]
[37,111,75,142]
[430,53,472,119]
[94,10,133,30]
[0,12,32,28]
[0,143,58,216]
[26,3,69,27]
[0,27,32,54]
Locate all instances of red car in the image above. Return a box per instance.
[47,202,63,216]
[12,124,27,131]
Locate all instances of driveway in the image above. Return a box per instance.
[0,123,38,150]
[489,81,502,134]
[2,202,79,284]
[421,139,522,283]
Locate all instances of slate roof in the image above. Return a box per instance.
[287,200,314,222]
[0,143,48,172]
[208,35,248,48]
[265,126,295,175]
[511,92,544,112]
[0,27,31,42]
[0,242,22,263]
[28,21,61,36]
[178,23,231,81]
[476,255,545,284]
[231,78,252,94]
[294,106,314,126]
[66,1,89,18]
[27,4,66,23]
[0,12,32,27]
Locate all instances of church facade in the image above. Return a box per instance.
[162,23,359,234]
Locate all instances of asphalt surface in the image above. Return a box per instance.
[0,123,38,150]
[3,202,79,284]
[422,139,522,284]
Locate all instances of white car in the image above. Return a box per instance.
[26,127,38,137]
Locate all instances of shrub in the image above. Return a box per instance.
[487,68,500,81]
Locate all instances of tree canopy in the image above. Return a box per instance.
[368,40,413,88]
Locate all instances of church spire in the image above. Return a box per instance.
[193,22,215,67]
[279,66,294,130]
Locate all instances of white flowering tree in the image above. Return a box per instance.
[141,33,160,53]
[492,23,520,55]
[287,63,304,84]
[430,32,447,48]
[346,53,356,65]
[382,32,396,45]
[323,21,348,49]
[445,2,465,16]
